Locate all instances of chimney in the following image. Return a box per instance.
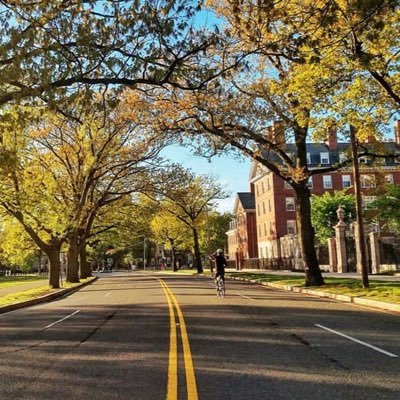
[364,135,377,144]
[395,120,400,145]
[325,126,338,150]
[268,120,285,145]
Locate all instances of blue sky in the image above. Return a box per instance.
[162,144,251,213]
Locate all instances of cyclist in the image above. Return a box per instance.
[214,249,227,283]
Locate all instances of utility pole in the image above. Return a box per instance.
[143,237,147,270]
[350,125,369,288]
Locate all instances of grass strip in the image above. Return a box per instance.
[227,272,400,305]
[0,275,48,288]
[0,278,93,307]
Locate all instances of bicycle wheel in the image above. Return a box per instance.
[220,281,225,298]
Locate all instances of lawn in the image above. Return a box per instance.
[227,272,400,304]
[0,277,93,307]
[0,275,48,288]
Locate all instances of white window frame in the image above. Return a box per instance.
[286,197,295,211]
[307,152,311,164]
[320,152,330,164]
[385,174,394,184]
[363,195,377,209]
[339,152,346,163]
[360,174,376,189]
[306,176,313,189]
[287,220,297,235]
[284,180,292,189]
[342,175,351,188]
[323,175,333,189]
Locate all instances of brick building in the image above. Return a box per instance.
[227,121,400,262]
[226,192,258,267]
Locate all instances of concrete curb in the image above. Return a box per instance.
[0,277,98,314]
[228,275,400,313]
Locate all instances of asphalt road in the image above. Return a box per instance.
[0,272,399,400]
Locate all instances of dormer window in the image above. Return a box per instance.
[307,152,311,164]
[339,152,346,163]
[320,152,330,164]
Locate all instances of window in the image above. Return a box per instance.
[268,199,271,212]
[339,152,346,163]
[286,197,295,211]
[363,196,377,209]
[306,176,313,189]
[307,152,311,164]
[284,180,292,189]
[287,220,297,235]
[323,175,332,189]
[385,174,394,184]
[342,175,351,188]
[267,178,270,191]
[259,247,263,258]
[262,201,266,214]
[257,204,260,216]
[395,154,400,163]
[256,185,259,196]
[258,224,261,237]
[360,174,376,188]
[263,223,267,236]
[261,181,265,193]
[320,152,330,164]
[358,156,372,164]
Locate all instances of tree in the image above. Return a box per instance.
[151,209,192,271]
[0,215,37,272]
[199,210,232,255]
[0,1,222,110]
[311,191,356,244]
[0,94,165,287]
[149,165,228,273]
[372,184,400,235]
[132,0,400,286]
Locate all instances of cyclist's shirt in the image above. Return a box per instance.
[215,254,227,278]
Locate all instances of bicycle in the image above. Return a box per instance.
[215,275,225,298]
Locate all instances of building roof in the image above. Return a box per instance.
[237,192,255,210]
[256,141,400,169]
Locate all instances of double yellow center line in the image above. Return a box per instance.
[159,279,198,400]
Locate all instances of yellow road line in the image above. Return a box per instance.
[159,279,199,400]
[160,281,178,400]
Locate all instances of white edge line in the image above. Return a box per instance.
[315,323,398,358]
[44,310,80,329]
[104,292,112,297]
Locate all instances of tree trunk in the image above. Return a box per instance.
[192,227,203,274]
[295,186,325,286]
[66,233,80,283]
[168,239,178,271]
[79,239,92,279]
[47,247,62,289]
